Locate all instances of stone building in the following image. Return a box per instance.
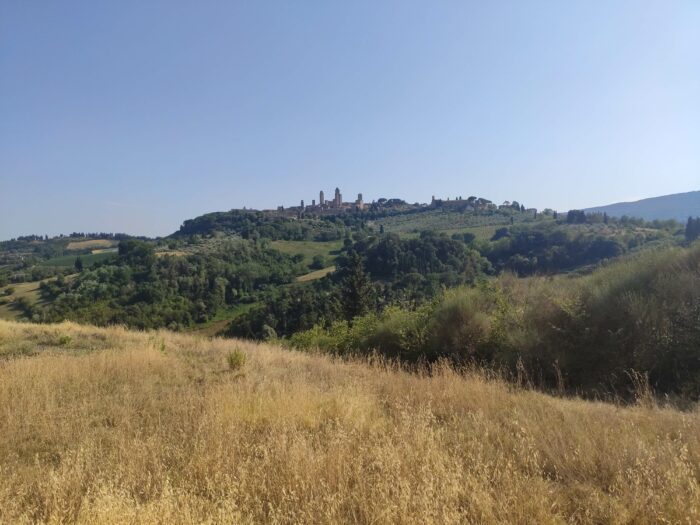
[333,188,342,208]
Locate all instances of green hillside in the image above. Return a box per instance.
[1,201,696,401]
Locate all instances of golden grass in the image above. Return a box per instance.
[66,239,116,250]
[0,320,698,524]
[296,265,336,282]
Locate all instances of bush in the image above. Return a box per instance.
[226,349,247,371]
[14,297,33,316]
[309,255,327,270]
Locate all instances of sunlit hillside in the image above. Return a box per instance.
[1,320,698,524]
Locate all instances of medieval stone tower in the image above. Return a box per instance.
[334,187,342,208]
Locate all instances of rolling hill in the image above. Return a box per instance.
[0,319,698,523]
[584,190,700,222]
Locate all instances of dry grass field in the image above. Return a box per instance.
[65,239,116,251]
[155,250,189,258]
[296,265,336,282]
[0,320,698,524]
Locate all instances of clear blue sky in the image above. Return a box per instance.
[1,1,698,239]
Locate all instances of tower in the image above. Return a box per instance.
[356,193,364,210]
[334,187,341,208]
[301,200,305,209]
[319,191,325,206]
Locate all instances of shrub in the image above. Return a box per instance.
[309,255,327,270]
[14,297,33,316]
[288,322,349,353]
[226,349,246,371]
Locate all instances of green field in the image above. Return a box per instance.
[188,302,258,337]
[270,240,342,264]
[442,224,513,240]
[37,251,117,268]
[0,275,79,320]
[0,274,80,321]
[0,281,43,320]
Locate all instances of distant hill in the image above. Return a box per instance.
[584,190,700,222]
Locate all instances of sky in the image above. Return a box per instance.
[1,1,699,239]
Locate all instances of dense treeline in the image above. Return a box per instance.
[226,232,493,339]
[36,239,299,329]
[566,209,680,230]
[482,222,669,276]
[290,244,700,399]
[360,231,491,280]
[226,280,341,339]
[177,210,350,241]
[224,222,676,339]
[13,215,678,338]
[6,232,136,243]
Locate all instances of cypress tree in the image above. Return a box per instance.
[686,217,700,242]
[340,252,374,321]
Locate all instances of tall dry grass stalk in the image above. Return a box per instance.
[0,319,698,524]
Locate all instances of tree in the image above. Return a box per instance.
[452,232,475,244]
[340,252,374,321]
[309,254,327,270]
[118,240,155,267]
[566,210,587,224]
[491,227,510,241]
[686,217,700,242]
[74,256,84,272]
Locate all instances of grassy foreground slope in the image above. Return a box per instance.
[1,321,698,524]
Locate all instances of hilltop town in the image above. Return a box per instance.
[276,187,368,214]
[266,188,515,218]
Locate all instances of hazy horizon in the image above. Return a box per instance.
[2,1,699,239]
